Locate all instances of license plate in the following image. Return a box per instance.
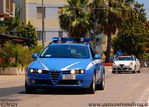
[62,75,76,80]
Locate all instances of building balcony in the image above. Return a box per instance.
[0,0,15,20]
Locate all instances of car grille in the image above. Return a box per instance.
[50,71,60,83]
[120,64,124,68]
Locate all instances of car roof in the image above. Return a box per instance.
[48,43,90,47]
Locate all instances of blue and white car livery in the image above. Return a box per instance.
[25,37,105,94]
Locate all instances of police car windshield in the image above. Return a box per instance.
[116,56,134,61]
[40,45,90,59]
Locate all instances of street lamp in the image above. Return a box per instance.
[42,0,45,47]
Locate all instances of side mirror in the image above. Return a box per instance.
[94,54,101,59]
[32,53,38,58]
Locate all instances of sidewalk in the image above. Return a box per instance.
[0,75,25,80]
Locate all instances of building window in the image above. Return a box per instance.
[58,7,63,16]
[59,31,63,37]
[37,31,42,40]
[6,0,9,12]
[10,1,13,15]
[37,7,45,19]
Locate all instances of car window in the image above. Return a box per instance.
[90,47,95,59]
[116,56,134,61]
[40,45,90,59]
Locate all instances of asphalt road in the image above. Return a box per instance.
[0,67,149,107]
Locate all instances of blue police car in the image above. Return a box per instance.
[25,37,105,94]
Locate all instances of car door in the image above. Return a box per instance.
[90,47,101,81]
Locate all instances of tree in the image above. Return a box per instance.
[59,0,92,37]
[94,0,133,62]
[17,21,38,48]
[0,41,16,67]
[112,2,149,58]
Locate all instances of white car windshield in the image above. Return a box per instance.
[116,56,134,61]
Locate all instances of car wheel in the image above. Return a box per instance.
[137,67,141,73]
[88,73,96,94]
[97,73,105,90]
[25,82,36,94]
[132,66,136,73]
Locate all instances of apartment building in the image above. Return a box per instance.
[0,0,15,21]
[18,0,69,45]
[18,0,107,53]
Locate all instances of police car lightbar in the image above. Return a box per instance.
[61,37,75,42]
[52,37,91,43]
[52,37,59,42]
[82,38,91,42]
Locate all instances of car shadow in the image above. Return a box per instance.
[113,71,139,74]
[18,88,91,95]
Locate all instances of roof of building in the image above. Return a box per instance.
[0,33,29,45]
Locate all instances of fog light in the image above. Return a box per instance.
[77,80,82,85]
[32,80,35,84]
[38,69,42,73]
[71,70,75,74]
[30,69,34,73]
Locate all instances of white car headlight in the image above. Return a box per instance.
[112,62,116,66]
[129,62,133,66]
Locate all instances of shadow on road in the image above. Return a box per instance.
[18,88,94,95]
[0,86,24,98]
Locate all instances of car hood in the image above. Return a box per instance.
[29,58,92,71]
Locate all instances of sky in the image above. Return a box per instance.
[135,0,149,20]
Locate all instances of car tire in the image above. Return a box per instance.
[132,66,136,73]
[97,73,105,90]
[25,82,36,94]
[137,67,141,73]
[132,71,136,73]
[88,73,96,94]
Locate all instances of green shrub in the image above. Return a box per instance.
[0,41,44,68]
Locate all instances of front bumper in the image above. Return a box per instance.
[112,66,133,72]
[25,70,93,89]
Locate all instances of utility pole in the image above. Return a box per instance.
[93,0,96,49]
[42,0,45,47]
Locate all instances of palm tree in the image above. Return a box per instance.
[94,0,133,62]
[59,0,92,37]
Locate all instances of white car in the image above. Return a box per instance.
[112,55,140,73]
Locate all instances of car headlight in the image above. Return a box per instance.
[112,62,116,67]
[38,69,42,73]
[129,62,133,66]
[29,69,45,74]
[70,69,85,74]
